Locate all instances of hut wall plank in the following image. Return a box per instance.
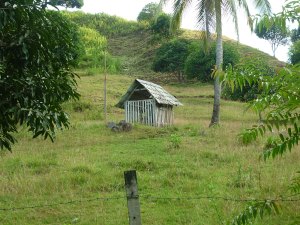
[125,99,176,127]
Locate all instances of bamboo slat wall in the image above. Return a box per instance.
[125,100,174,126]
[155,105,174,127]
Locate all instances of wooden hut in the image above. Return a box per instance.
[116,79,182,127]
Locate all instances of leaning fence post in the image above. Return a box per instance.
[124,170,142,225]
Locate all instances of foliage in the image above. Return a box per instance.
[231,200,279,225]
[222,57,275,102]
[289,40,300,65]
[0,1,81,150]
[289,171,300,195]
[224,61,300,224]
[185,42,240,82]
[151,13,172,39]
[291,27,300,43]
[77,26,121,73]
[137,2,159,23]
[289,26,300,65]
[50,0,83,8]
[152,38,190,81]
[63,11,147,37]
[3,0,84,8]
[254,17,289,57]
[227,0,300,160]
[225,63,300,159]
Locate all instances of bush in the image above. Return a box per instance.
[78,27,121,73]
[152,38,190,81]
[289,40,300,65]
[151,13,172,39]
[185,42,240,82]
[62,11,147,37]
[290,26,300,43]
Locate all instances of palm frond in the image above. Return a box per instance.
[254,0,271,14]
[158,0,168,13]
[196,0,215,52]
[236,0,253,29]
[171,0,193,32]
[224,0,239,41]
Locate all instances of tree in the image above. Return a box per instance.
[227,55,300,225]
[254,18,289,57]
[153,38,190,81]
[50,0,83,8]
[160,0,271,127]
[290,26,300,43]
[137,2,159,23]
[0,0,82,151]
[223,1,300,224]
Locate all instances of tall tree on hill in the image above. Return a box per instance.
[160,0,271,127]
[254,17,289,57]
[137,2,160,23]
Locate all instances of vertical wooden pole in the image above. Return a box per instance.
[104,51,107,123]
[124,170,142,225]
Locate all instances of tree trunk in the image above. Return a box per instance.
[209,1,223,127]
[176,71,184,83]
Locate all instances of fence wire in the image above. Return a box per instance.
[0,193,299,211]
[0,196,125,211]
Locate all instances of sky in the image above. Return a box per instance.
[78,0,291,62]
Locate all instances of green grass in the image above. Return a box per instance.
[0,73,299,225]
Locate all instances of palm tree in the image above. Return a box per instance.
[160,0,271,126]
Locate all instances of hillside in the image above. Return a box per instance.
[107,29,286,79]
[64,11,285,81]
[107,30,158,77]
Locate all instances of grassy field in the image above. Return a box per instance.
[0,72,299,225]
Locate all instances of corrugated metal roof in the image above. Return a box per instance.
[116,79,182,108]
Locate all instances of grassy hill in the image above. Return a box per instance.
[107,29,285,80]
[63,11,285,81]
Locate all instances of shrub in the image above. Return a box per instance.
[184,42,240,82]
[62,11,146,37]
[289,40,300,65]
[152,38,190,81]
[78,27,121,73]
[78,27,107,68]
[151,13,172,39]
[290,26,300,43]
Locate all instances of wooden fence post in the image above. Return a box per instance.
[124,170,142,225]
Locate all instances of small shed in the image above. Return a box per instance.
[116,79,182,127]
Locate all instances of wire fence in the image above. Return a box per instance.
[1,170,299,225]
[0,193,299,212]
[0,196,124,211]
